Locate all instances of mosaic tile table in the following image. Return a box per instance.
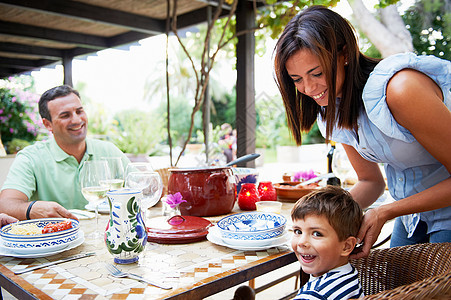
[0,203,298,299]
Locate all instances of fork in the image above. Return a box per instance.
[105,263,173,290]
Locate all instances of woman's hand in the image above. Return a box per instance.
[350,207,386,259]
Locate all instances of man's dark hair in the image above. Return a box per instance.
[39,85,80,121]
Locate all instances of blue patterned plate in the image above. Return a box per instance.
[207,226,291,250]
[0,218,79,249]
[0,231,85,257]
[217,212,287,241]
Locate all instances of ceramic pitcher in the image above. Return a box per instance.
[105,188,147,264]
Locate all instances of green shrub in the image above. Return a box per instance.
[6,138,31,154]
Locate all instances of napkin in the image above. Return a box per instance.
[69,209,95,220]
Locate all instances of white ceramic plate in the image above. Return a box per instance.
[207,227,291,251]
[0,231,85,258]
[3,231,84,255]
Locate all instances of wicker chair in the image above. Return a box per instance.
[350,242,451,299]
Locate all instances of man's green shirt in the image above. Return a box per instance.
[1,137,129,209]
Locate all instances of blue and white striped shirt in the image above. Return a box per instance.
[294,263,364,300]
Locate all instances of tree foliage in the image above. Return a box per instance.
[402,0,450,59]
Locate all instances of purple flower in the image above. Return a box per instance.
[165,192,187,209]
[293,169,317,182]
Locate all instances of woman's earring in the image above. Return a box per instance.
[344,61,348,66]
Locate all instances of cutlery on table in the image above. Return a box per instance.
[105,263,173,290]
[14,252,96,275]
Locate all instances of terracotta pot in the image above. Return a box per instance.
[168,167,236,217]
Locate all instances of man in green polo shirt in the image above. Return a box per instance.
[0,85,129,220]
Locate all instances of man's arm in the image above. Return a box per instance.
[0,189,78,220]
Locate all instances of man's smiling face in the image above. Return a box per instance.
[43,92,88,147]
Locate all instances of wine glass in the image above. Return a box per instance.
[332,145,356,188]
[79,160,111,239]
[125,163,163,217]
[101,157,125,190]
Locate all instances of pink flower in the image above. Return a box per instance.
[293,169,317,182]
[165,192,187,209]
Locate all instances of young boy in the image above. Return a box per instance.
[291,186,364,299]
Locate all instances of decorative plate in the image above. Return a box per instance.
[207,226,291,251]
[0,231,85,258]
[0,218,79,249]
[216,212,286,241]
[147,216,212,244]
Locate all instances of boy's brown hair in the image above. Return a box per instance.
[291,185,363,241]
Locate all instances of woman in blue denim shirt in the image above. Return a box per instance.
[274,5,451,259]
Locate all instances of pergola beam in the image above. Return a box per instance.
[0,57,57,69]
[0,0,166,35]
[0,21,107,50]
[0,42,63,60]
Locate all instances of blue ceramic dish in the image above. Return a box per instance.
[0,218,79,249]
[217,212,286,241]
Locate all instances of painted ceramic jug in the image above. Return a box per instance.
[105,188,147,264]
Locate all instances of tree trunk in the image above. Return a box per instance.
[348,0,413,57]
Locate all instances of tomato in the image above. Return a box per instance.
[42,221,73,234]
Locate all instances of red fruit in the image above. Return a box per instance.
[238,183,260,210]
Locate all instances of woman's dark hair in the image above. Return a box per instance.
[274,5,380,144]
[39,85,80,121]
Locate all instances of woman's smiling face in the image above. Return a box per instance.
[291,214,351,277]
[285,48,346,107]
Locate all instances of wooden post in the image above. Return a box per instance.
[235,0,256,168]
[62,51,73,87]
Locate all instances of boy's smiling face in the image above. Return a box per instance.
[291,214,355,277]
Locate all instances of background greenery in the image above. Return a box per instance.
[1,0,447,158]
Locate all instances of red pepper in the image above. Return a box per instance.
[42,221,72,234]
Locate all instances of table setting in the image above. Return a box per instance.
[0,153,371,299]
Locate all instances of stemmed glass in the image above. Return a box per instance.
[124,163,163,218]
[79,160,111,239]
[101,157,125,190]
[332,145,356,188]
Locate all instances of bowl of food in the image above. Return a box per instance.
[0,218,79,249]
[216,212,286,246]
[274,182,319,202]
